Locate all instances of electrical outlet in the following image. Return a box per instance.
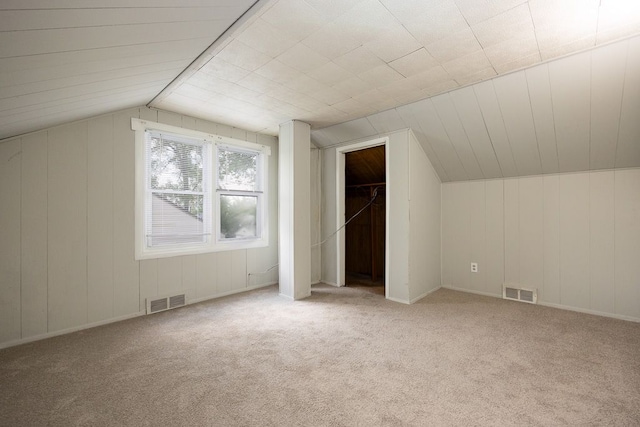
[471,262,478,273]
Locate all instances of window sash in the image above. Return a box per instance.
[144,132,211,248]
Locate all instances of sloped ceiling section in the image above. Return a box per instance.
[154,0,640,135]
[0,0,256,140]
[312,35,640,182]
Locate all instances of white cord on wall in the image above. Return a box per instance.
[247,187,380,283]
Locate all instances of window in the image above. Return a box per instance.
[217,146,262,240]
[132,119,270,260]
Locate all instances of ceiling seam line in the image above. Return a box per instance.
[491,79,519,177]
[612,40,630,169]
[472,85,504,178]
[523,70,544,174]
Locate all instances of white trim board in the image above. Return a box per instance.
[442,286,640,323]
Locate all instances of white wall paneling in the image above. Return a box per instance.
[408,131,441,301]
[310,146,322,284]
[493,71,542,176]
[87,114,115,323]
[614,170,640,318]
[467,180,486,293]
[503,179,519,284]
[472,81,519,177]
[0,139,22,342]
[278,120,311,300]
[525,64,559,174]
[549,51,591,173]
[112,109,141,317]
[20,132,48,338]
[518,177,544,295]
[558,173,590,309]
[484,180,504,296]
[0,106,279,349]
[542,175,561,304]
[48,122,88,332]
[616,36,640,168]
[449,86,502,179]
[432,93,484,180]
[590,41,627,170]
[442,169,640,321]
[589,171,615,314]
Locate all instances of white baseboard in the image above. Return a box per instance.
[320,281,340,287]
[441,285,502,299]
[0,282,279,350]
[537,301,640,323]
[442,285,640,323]
[0,311,146,350]
[189,281,277,305]
[386,296,410,305]
[410,286,442,304]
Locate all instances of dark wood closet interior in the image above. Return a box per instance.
[345,145,386,289]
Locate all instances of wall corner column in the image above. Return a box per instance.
[278,120,311,300]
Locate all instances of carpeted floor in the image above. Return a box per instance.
[1,284,639,426]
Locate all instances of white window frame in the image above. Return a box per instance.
[132,118,270,260]
[215,144,265,244]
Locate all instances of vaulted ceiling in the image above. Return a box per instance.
[313,36,640,181]
[2,0,640,181]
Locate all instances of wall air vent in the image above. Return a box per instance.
[147,293,188,314]
[503,284,537,304]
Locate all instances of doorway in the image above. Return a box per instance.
[343,145,386,296]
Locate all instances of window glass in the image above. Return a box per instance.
[146,133,208,248]
[218,148,258,191]
[219,195,258,239]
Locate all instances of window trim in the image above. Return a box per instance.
[132,118,271,260]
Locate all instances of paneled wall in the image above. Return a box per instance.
[321,129,441,304]
[0,107,279,348]
[408,131,441,302]
[442,169,640,321]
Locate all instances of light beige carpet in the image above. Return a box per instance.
[1,285,639,426]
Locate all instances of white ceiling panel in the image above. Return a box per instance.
[321,117,377,143]
[449,86,502,179]
[0,21,227,58]
[236,18,297,58]
[0,0,256,140]
[432,93,484,180]
[334,0,400,45]
[260,0,328,39]
[2,0,639,183]
[616,36,640,168]
[524,64,559,174]
[442,50,493,82]
[216,39,273,72]
[365,25,423,63]
[590,40,628,170]
[388,48,438,78]
[472,3,533,47]
[425,28,482,63]
[548,51,592,173]
[492,71,542,176]
[0,7,247,31]
[454,0,528,26]
[334,46,386,75]
[276,43,330,73]
[366,109,405,134]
